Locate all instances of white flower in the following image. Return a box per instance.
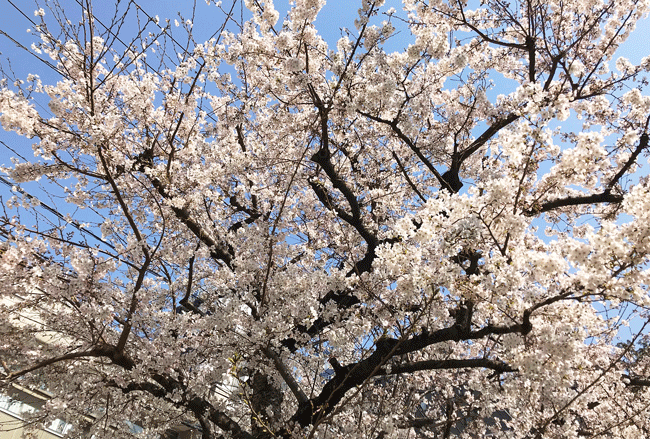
[568,59,585,76]
[616,56,633,72]
[285,57,305,72]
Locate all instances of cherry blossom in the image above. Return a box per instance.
[0,0,649,438]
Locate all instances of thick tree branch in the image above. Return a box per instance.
[261,346,309,405]
[105,379,169,399]
[310,87,376,248]
[189,397,254,439]
[524,191,625,216]
[525,131,648,216]
[286,290,578,429]
[378,358,516,376]
[1,347,114,382]
[179,248,206,316]
[456,114,520,165]
[624,375,650,387]
[606,131,649,191]
[149,177,234,269]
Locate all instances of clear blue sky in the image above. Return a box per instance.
[0,0,648,241]
[0,0,648,347]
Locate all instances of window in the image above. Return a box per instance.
[0,394,35,417]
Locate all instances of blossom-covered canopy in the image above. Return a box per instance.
[1,0,650,438]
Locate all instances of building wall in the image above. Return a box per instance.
[0,410,63,439]
[0,292,202,439]
[0,385,204,439]
[0,386,68,439]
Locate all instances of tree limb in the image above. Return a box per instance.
[378,358,516,376]
[261,346,309,405]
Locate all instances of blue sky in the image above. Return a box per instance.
[0,0,648,243]
[0,0,648,354]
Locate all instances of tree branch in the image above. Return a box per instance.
[261,346,309,405]
[358,111,453,192]
[606,131,649,191]
[149,177,234,269]
[1,347,112,382]
[524,191,624,216]
[378,358,516,376]
[456,114,520,165]
[392,151,427,203]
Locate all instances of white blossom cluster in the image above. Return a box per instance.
[0,0,649,438]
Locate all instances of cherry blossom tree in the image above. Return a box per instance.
[1,0,650,437]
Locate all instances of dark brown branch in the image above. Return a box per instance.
[286,291,577,429]
[106,379,169,399]
[392,151,427,202]
[288,337,399,428]
[228,195,262,233]
[624,376,650,387]
[309,86,374,247]
[197,413,215,439]
[543,54,563,91]
[149,177,234,269]
[95,145,153,354]
[281,236,402,352]
[261,346,309,405]
[443,399,454,439]
[202,400,254,439]
[1,347,118,382]
[526,35,536,82]
[358,111,453,192]
[179,247,206,316]
[524,192,624,216]
[456,114,520,165]
[606,132,649,191]
[378,358,516,376]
